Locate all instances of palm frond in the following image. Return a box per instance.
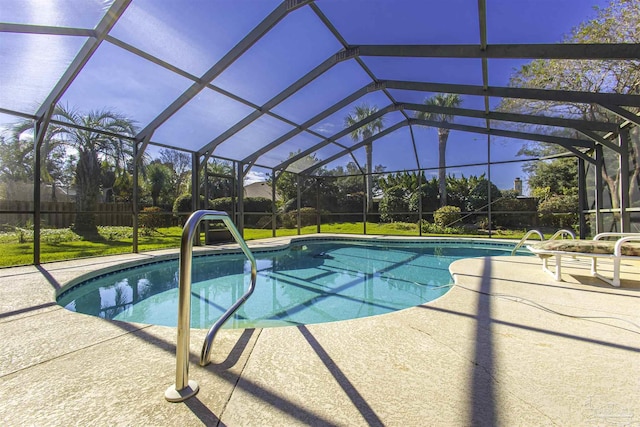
[344,103,385,142]
[415,93,462,125]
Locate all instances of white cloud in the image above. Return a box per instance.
[313,122,335,135]
[244,170,267,185]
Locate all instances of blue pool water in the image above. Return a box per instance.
[58,239,527,329]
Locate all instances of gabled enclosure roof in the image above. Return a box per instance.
[1,0,639,178]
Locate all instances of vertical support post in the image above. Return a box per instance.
[363,174,367,235]
[202,158,210,242]
[316,178,321,234]
[296,174,301,235]
[192,154,200,210]
[132,142,139,252]
[487,134,492,238]
[204,159,210,204]
[33,120,42,265]
[32,106,54,265]
[192,153,200,245]
[272,169,277,238]
[618,129,630,232]
[133,135,151,253]
[418,171,423,237]
[595,145,604,234]
[366,143,373,212]
[231,163,236,229]
[578,157,587,238]
[237,162,245,236]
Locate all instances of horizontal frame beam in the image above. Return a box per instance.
[356,43,640,60]
[0,22,95,37]
[599,104,640,127]
[402,103,619,132]
[577,129,622,154]
[411,118,594,148]
[385,80,640,107]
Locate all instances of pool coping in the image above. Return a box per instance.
[1,233,639,426]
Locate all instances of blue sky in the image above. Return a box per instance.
[0,0,611,190]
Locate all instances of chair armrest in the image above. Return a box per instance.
[594,232,640,241]
[614,235,640,256]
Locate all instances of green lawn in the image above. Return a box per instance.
[0,223,535,267]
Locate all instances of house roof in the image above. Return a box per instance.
[244,181,278,200]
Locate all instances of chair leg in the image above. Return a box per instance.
[541,256,563,282]
[613,259,621,287]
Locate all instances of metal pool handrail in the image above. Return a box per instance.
[165,210,257,403]
[549,229,576,241]
[200,229,257,367]
[511,228,576,256]
[511,229,545,255]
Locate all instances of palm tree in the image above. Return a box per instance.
[146,162,173,207]
[11,120,65,201]
[48,105,137,236]
[344,103,384,211]
[415,93,462,207]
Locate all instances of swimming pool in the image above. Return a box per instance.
[58,238,527,329]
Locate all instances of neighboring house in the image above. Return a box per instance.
[244,181,279,200]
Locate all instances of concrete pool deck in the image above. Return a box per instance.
[1,235,639,426]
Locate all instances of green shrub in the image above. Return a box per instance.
[336,192,364,213]
[17,228,27,243]
[433,205,461,227]
[244,197,272,213]
[98,226,133,240]
[379,186,409,222]
[243,197,272,227]
[387,222,418,231]
[492,197,537,228]
[208,197,233,213]
[172,194,204,225]
[40,228,81,244]
[252,215,273,229]
[207,197,272,214]
[139,206,171,230]
[468,179,501,212]
[209,197,272,226]
[281,207,324,228]
[420,220,464,235]
[538,195,578,228]
[408,182,439,214]
[173,194,193,214]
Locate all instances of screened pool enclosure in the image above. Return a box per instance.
[1,0,639,266]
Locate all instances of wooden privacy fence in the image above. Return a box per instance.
[0,201,133,228]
